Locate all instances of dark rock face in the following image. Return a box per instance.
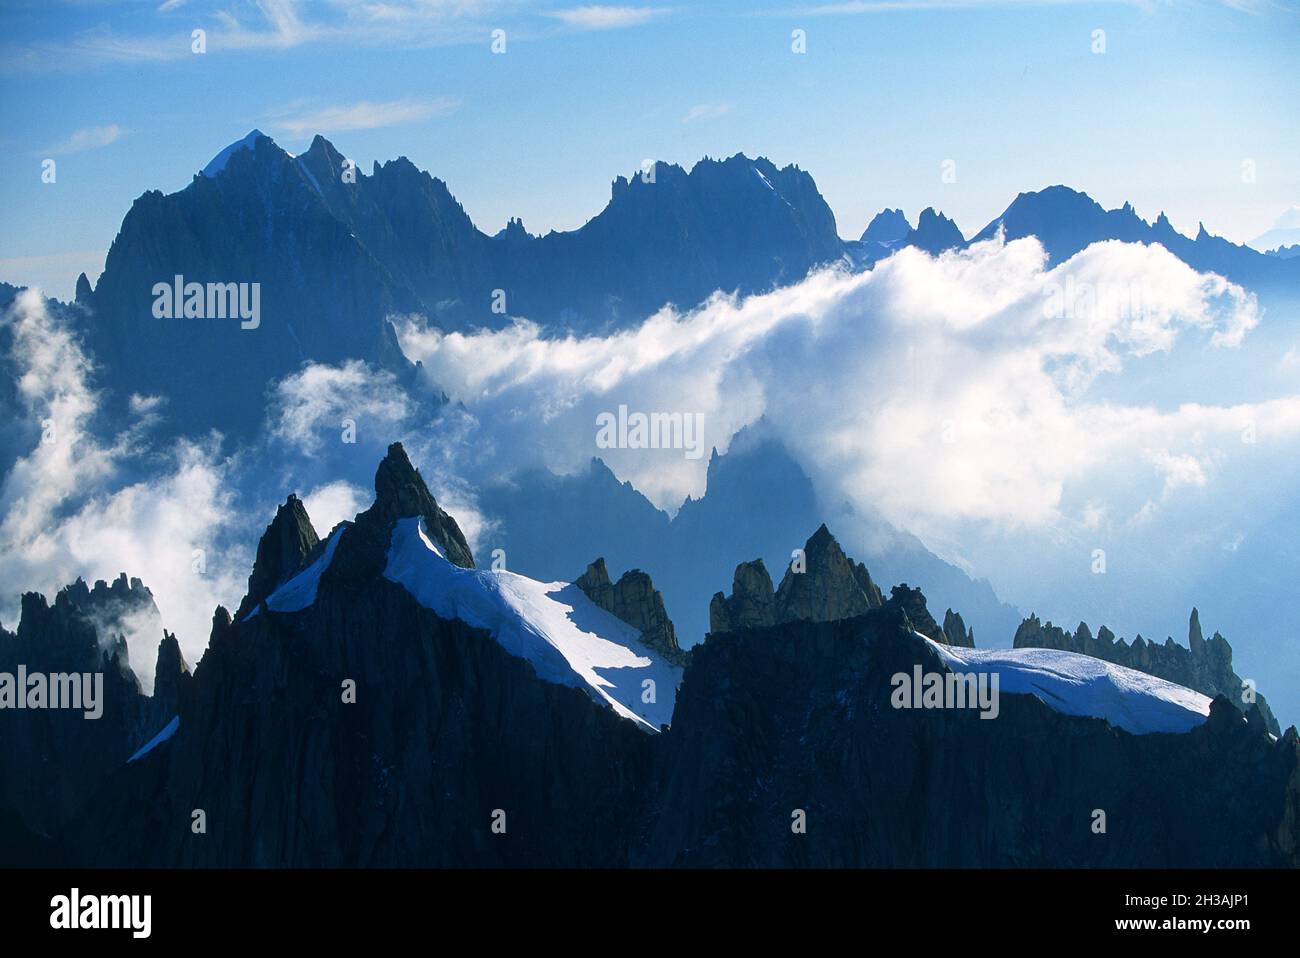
[481,429,1023,650]
[574,558,686,665]
[5,449,1298,868]
[83,132,421,440]
[972,185,1300,293]
[74,135,845,440]
[774,524,885,624]
[148,631,193,727]
[905,207,965,255]
[52,596,1300,868]
[83,585,654,868]
[1013,609,1280,737]
[360,442,474,570]
[880,584,947,645]
[942,608,976,648]
[0,573,189,856]
[638,612,1299,867]
[0,584,144,841]
[710,560,777,633]
[73,271,93,307]
[861,208,912,246]
[710,524,887,634]
[234,494,322,620]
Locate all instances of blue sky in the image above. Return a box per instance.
[1,0,1297,299]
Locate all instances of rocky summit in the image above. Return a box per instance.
[1013,609,1280,737]
[2,446,1297,868]
[710,524,888,634]
[574,558,688,666]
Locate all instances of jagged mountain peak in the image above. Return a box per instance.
[234,494,321,621]
[574,557,684,663]
[708,558,776,634]
[576,556,612,589]
[710,524,888,634]
[975,184,1141,245]
[881,583,945,642]
[906,207,965,254]
[492,216,532,242]
[200,129,275,178]
[942,608,976,648]
[364,442,474,569]
[74,271,93,305]
[774,523,884,623]
[805,521,836,550]
[607,152,829,212]
[861,207,911,245]
[151,630,192,718]
[59,571,154,610]
[961,184,1296,282]
[1013,608,1278,736]
[305,132,339,156]
[996,184,1114,221]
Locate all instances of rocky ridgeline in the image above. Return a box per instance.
[574,558,689,667]
[942,608,976,648]
[234,494,321,620]
[0,575,189,863]
[2,444,1297,867]
[708,523,973,647]
[709,524,882,633]
[1013,609,1279,736]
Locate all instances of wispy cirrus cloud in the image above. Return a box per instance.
[789,0,1270,12]
[681,102,733,123]
[269,96,461,135]
[546,5,670,30]
[1,0,506,73]
[40,124,124,156]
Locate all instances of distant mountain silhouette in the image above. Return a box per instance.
[11,135,1296,445]
[905,207,966,255]
[477,424,1023,648]
[861,208,911,246]
[82,132,422,439]
[70,132,847,439]
[1251,206,1300,254]
[4,443,1294,868]
[973,185,1300,293]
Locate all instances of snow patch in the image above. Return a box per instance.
[244,525,345,620]
[921,634,1212,735]
[296,155,323,196]
[384,517,680,731]
[128,715,179,763]
[202,129,265,178]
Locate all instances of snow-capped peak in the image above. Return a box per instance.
[384,517,681,731]
[920,634,1211,735]
[251,513,681,731]
[201,129,267,178]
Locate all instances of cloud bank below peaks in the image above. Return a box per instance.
[395,235,1290,550]
[0,290,248,680]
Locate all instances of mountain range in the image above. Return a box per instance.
[42,130,1300,441]
[3,443,1295,867]
[477,422,1024,650]
[3,136,1298,868]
